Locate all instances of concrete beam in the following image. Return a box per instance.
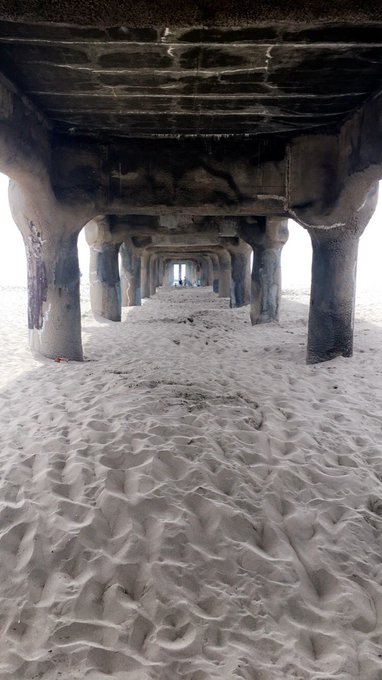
[52,137,287,216]
[288,89,382,228]
[111,215,240,237]
[50,86,382,228]
[0,71,51,187]
[1,2,380,26]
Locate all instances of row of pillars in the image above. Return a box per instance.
[89,241,251,320]
[87,218,290,332]
[13,186,378,365]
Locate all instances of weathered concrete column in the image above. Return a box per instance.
[165,260,172,286]
[224,239,252,307]
[210,254,220,293]
[206,256,214,286]
[306,183,378,363]
[240,217,288,324]
[9,181,85,361]
[149,255,158,296]
[194,260,201,286]
[25,230,82,358]
[185,261,193,285]
[141,252,151,298]
[157,258,164,286]
[120,241,141,307]
[231,250,251,307]
[196,259,206,286]
[217,250,232,298]
[204,256,213,285]
[86,218,121,322]
[194,261,201,286]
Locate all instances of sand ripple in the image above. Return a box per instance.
[0,287,382,678]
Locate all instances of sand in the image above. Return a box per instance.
[1,284,382,680]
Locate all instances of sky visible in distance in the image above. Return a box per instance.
[0,172,381,296]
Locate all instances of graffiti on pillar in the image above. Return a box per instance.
[26,221,48,330]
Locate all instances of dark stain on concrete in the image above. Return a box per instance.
[54,233,80,289]
[98,49,173,69]
[96,244,120,285]
[180,46,247,69]
[26,222,48,330]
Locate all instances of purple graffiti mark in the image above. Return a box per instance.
[26,221,48,330]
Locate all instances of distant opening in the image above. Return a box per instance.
[173,263,186,285]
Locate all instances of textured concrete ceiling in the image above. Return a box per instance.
[0,1,381,26]
[0,4,382,139]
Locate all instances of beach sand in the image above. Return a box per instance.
[1,285,382,679]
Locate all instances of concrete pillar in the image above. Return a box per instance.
[196,259,204,286]
[157,258,164,286]
[9,181,84,361]
[206,256,214,286]
[165,260,173,286]
[240,217,288,325]
[210,254,220,293]
[141,252,151,298]
[201,257,211,286]
[190,261,198,286]
[231,250,251,307]
[306,183,378,363]
[186,260,198,286]
[86,219,121,322]
[26,231,83,359]
[120,241,141,307]
[217,250,232,298]
[224,239,251,307]
[149,255,158,296]
[185,261,193,285]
